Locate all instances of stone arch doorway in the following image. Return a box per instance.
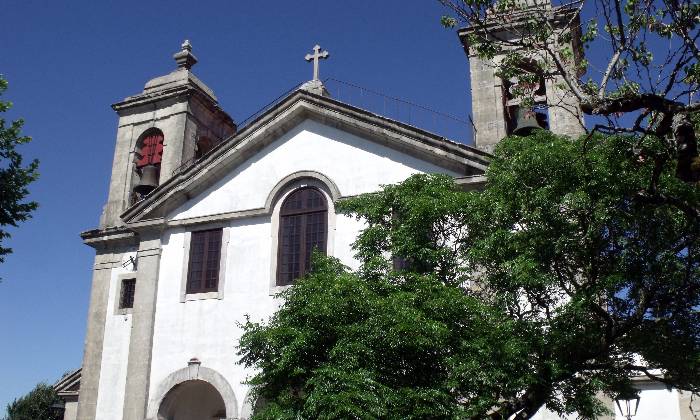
[147,361,238,420]
[157,379,226,420]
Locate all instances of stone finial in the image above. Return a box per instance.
[174,39,198,70]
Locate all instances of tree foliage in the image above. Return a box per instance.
[439,0,699,182]
[0,75,38,265]
[239,130,700,419]
[4,383,62,420]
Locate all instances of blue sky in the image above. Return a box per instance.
[0,0,474,409]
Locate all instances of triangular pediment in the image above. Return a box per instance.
[121,89,489,225]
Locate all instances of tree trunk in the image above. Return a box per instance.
[673,113,699,183]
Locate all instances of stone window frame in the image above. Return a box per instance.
[269,178,336,296]
[276,186,328,286]
[180,224,230,302]
[114,273,137,315]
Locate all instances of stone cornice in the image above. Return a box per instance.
[457,4,580,52]
[81,226,138,249]
[54,368,81,398]
[111,86,233,127]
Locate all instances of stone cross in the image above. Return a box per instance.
[305,45,329,81]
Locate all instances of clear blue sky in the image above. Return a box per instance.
[0,0,474,409]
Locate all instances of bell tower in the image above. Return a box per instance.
[458,1,585,153]
[100,40,236,227]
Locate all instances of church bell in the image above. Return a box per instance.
[512,107,543,135]
[133,164,159,195]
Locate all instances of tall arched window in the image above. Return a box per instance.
[277,187,327,286]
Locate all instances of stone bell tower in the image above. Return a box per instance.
[100,40,236,227]
[458,0,585,153]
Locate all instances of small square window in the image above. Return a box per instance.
[119,278,136,309]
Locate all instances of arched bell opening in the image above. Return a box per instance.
[132,128,164,203]
[194,136,214,160]
[501,59,550,136]
[157,379,226,420]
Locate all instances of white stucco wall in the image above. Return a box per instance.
[528,384,683,420]
[146,118,459,417]
[94,252,136,420]
[172,119,455,220]
[615,383,681,420]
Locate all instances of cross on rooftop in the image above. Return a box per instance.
[305,44,329,81]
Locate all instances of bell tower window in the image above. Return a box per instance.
[502,61,549,136]
[194,136,214,160]
[132,129,164,201]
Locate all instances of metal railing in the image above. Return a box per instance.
[171,78,475,177]
[324,78,474,143]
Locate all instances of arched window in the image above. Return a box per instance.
[132,129,164,201]
[195,136,214,160]
[276,187,327,286]
[135,129,164,167]
[502,60,549,135]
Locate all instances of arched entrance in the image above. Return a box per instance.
[240,390,267,420]
[147,362,238,420]
[157,380,226,420]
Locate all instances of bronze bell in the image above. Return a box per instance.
[512,107,543,135]
[133,164,159,195]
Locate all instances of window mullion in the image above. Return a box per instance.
[201,231,210,292]
[299,211,308,276]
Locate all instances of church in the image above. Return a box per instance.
[55,9,694,420]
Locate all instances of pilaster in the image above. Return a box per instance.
[76,251,121,420]
[678,390,700,420]
[122,234,162,420]
[545,76,585,139]
[468,56,507,153]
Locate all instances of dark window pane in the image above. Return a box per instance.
[120,278,136,309]
[392,256,411,271]
[277,187,327,286]
[187,228,223,294]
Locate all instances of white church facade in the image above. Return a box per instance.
[70,41,493,420]
[58,19,695,420]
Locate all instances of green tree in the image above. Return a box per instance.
[0,75,39,265]
[239,131,700,419]
[439,0,699,182]
[4,383,62,420]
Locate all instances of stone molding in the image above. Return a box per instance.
[239,389,257,420]
[75,254,114,420]
[264,170,342,210]
[146,362,238,420]
[121,237,162,420]
[179,226,230,302]
[267,175,337,295]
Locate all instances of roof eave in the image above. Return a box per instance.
[120,89,489,224]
